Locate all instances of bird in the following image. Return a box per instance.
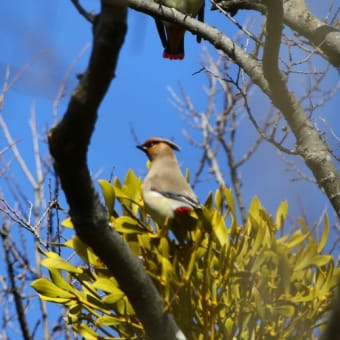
[154,0,205,60]
[137,137,201,227]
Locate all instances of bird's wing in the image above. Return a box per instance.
[155,190,201,209]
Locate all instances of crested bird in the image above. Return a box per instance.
[137,137,201,231]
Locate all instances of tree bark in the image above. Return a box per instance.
[210,0,340,67]
[48,0,183,338]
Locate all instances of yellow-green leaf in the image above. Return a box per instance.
[114,186,130,200]
[92,277,120,294]
[41,255,82,274]
[278,252,292,294]
[102,291,125,304]
[95,315,122,326]
[114,216,145,234]
[252,287,265,319]
[215,189,222,211]
[317,214,329,253]
[286,230,309,249]
[276,200,288,230]
[160,255,175,285]
[296,254,332,271]
[62,217,74,229]
[204,192,213,209]
[274,304,295,317]
[72,323,98,340]
[98,179,115,216]
[224,187,236,221]
[49,268,74,291]
[212,211,228,247]
[31,278,74,300]
[249,196,262,215]
[65,236,90,264]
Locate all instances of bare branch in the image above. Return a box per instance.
[278,152,317,184]
[48,1,183,338]
[262,0,340,216]
[69,0,95,23]
[0,199,47,248]
[209,0,340,66]
[0,222,32,340]
[0,115,37,188]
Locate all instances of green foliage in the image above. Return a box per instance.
[32,169,339,339]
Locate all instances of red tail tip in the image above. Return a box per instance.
[163,51,184,60]
[175,207,192,214]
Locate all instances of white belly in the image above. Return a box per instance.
[143,190,192,224]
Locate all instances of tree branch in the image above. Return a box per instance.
[283,0,340,67]
[322,281,340,340]
[1,223,32,340]
[48,1,183,338]
[210,0,340,67]
[262,0,340,217]
[128,0,340,216]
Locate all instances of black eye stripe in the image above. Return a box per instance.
[140,139,180,151]
[147,142,158,147]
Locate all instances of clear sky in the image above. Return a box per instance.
[0,0,339,338]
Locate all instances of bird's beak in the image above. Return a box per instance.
[137,144,152,161]
[136,144,146,152]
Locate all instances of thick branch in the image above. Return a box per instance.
[322,281,340,340]
[128,0,340,216]
[127,0,268,90]
[282,0,340,67]
[211,0,340,67]
[262,0,340,217]
[48,1,182,338]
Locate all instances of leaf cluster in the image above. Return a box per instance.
[32,169,339,339]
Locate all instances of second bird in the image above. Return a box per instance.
[137,137,201,226]
[154,0,205,60]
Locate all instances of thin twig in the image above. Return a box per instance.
[0,115,37,188]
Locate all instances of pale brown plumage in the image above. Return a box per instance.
[137,137,200,225]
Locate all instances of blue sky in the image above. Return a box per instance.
[0,0,339,337]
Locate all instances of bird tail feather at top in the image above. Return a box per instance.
[163,25,185,60]
[154,1,205,60]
